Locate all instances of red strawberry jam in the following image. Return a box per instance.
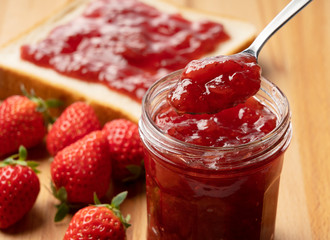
[156,97,276,147]
[167,53,261,114]
[20,0,229,102]
[139,69,292,239]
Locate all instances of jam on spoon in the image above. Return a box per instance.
[167,53,261,114]
[168,0,312,115]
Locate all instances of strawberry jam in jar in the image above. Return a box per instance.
[139,70,292,240]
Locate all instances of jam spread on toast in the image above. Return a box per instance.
[21,0,229,101]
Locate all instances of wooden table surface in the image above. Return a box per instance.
[0,0,329,239]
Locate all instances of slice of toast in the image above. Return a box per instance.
[0,0,256,124]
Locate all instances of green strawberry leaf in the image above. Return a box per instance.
[57,187,68,203]
[111,191,128,209]
[93,191,131,229]
[54,202,70,222]
[123,214,131,228]
[52,184,68,203]
[93,192,102,205]
[27,161,39,168]
[20,84,63,125]
[121,214,131,229]
[123,165,142,182]
[0,146,40,173]
[18,145,27,160]
[51,183,86,222]
[110,191,131,228]
[126,165,141,175]
[123,160,145,182]
[45,99,63,108]
[20,84,30,98]
[0,159,13,167]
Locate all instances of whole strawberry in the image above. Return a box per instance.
[51,130,111,219]
[0,146,40,229]
[46,101,101,156]
[64,192,130,240]
[103,119,144,182]
[0,93,53,157]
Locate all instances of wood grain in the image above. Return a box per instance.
[0,0,329,239]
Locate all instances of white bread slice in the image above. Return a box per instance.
[0,0,256,124]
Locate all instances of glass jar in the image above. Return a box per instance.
[139,70,292,240]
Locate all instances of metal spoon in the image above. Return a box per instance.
[243,0,312,60]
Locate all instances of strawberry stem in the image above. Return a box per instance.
[51,183,86,222]
[93,192,131,229]
[20,84,63,124]
[0,146,40,173]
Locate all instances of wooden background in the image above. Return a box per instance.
[0,0,329,239]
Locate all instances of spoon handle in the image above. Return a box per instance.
[243,0,313,59]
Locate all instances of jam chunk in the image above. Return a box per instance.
[167,53,261,114]
[156,97,276,147]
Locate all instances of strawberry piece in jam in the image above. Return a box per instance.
[155,97,277,148]
[167,53,261,114]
